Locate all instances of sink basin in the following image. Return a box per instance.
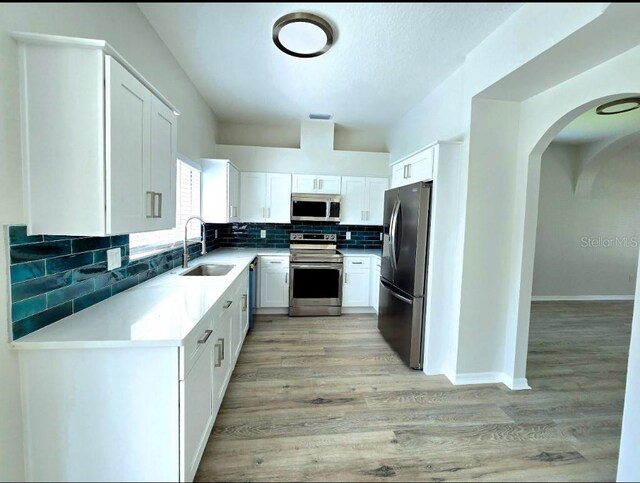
[181,264,234,277]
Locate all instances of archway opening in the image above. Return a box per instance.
[525,96,639,480]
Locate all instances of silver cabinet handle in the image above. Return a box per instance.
[214,343,222,367]
[262,207,265,218]
[285,272,288,284]
[224,300,233,309]
[270,261,282,264]
[267,207,271,218]
[352,261,363,265]
[219,337,225,360]
[242,294,247,310]
[361,210,365,221]
[233,206,237,217]
[146,191,155,218]
[407,164,411,178]
[313,178,317,190]
[345,273,348,284]
[229,205,233,218]
[366,210,369,221]
[319,179,323,190]
[155,192,162,218]
[198,329,213,344]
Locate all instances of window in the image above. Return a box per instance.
[129,158,201,259]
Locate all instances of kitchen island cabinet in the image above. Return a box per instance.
[13,251,254,482]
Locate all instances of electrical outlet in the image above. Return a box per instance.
[346,232,351,240]
[260,229,267,238]
[107,248,122,271]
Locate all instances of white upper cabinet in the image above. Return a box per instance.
[14,33,179,236]
[202,159,241,223]
[240,172,292,223]
[390,146,435,188]
[292,174,341,194]
[340,177,387,225]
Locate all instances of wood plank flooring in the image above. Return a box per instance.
[195,301,632,482]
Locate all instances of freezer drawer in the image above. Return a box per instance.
[377,280,424,369]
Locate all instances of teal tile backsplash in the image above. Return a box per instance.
[7,225,209,341]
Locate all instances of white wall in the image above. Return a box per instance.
[533,142,640,297]
[0,4,218,480]
[215,144,389,177]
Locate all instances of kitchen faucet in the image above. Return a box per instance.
[183,216,207,268]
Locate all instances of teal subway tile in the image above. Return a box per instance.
[72,237,110,253]
[93,267,127,290]
[111,277,137,296]
[73,287,111,313]
[93,250,108,263]
[127,262,149,277]
[45,252,94,275]
[11,295,47,322]
[111,235,129,247]
[8,225,43,246]
[43,235,79,241]
[10,240,71,264]
[10,261,45,284]
[12,271,72,303]
[73,262,108,283]
[12,302,73,340]
[47,279,95,308]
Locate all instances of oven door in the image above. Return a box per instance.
[289,263,343,307]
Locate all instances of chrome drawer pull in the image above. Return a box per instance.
[198,329,213,344]
[214,343,222,367]
[224,300,233,309]
[219,337,225,360]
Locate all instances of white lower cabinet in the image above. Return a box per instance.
[342,256,371,307]
[18,267,251,483]
[258,256,290,308]
[371,257,381,313]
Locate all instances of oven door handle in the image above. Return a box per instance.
[290,263,343,270]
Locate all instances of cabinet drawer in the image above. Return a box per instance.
[180,314,213,381]
[261,256,290,268]
[344,256,371,269]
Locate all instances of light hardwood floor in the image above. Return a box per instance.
[195,301,632,482]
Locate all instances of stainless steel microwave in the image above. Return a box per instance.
[291,194,341,222]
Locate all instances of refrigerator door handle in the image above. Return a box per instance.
[389,200,400,269]
[381,280,413,305]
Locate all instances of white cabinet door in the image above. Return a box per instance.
[343,269,370,307]
[229,164,240,222]
[149,96,177,231]
[340,177,367,225]
[180,339,214,483]
[408,147,434,182]
[291,174,317,193]
[370,259,381,313]
[266,173,292,223]
[366,178,388,226]
[259,257,289,308]
[316,176,341,194]
[232,279,244,363]
[212,299,233,411]
[391,162,407,188]
[240,172,267,222]
[106,56,151,235]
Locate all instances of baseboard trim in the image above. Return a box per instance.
[531,295,634,301]
[450,372,530,390]
[254,308,288,315]
[341,307,376,314]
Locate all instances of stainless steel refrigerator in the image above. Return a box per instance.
[378,181,432,369]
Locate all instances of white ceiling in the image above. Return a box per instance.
[555,104,640,145]
[138,3,522,128]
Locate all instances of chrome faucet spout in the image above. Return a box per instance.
[183,216,207,269]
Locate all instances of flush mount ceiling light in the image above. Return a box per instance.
[272,12,334,58]
[596,97,640,115]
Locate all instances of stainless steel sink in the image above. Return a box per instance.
[180,264,234,277]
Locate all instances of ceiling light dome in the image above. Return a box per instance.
[272,12,334,58]
[596,97,640,115]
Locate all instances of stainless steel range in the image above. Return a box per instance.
[289,233,343,316]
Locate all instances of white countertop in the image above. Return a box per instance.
[339,248,382,258]
[12,248,286,350]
